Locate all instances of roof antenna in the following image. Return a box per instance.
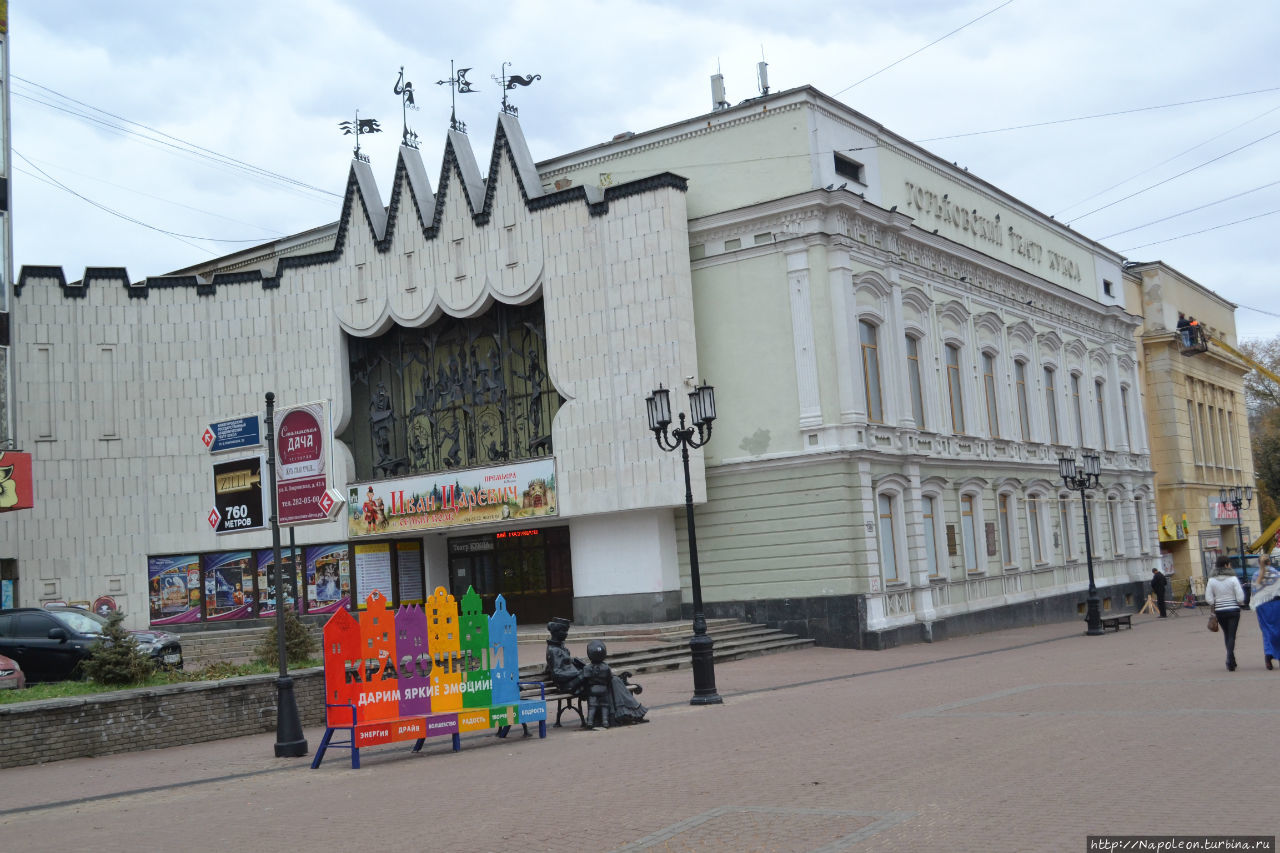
[711,59,730,111]
[757,47,770,96]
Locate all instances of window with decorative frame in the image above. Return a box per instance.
[1027,495,1045,564]
[1058,496,1075,560]
[922,493,942,577]
[1134,496,1148,553]
[906,334,926,429]
[1095,379,1108,448]
[860,320,884,424]
[1108,495,1123,555]
[1043,366,1060,444]
[1071,373,1084,446]
[998,492,1016,567]
[878,492,901,583]
[947,344,966,434]
[960,493,980,573]
[1015,360,1030,441]
[982,352,1000,438]
[1120,385,1133,449]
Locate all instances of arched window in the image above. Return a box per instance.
[1058,494,1075,561]
[877,492,900,583]
[1015,359,1030,441]
[960,493,980,573]
[1043,366,1060,444]
[1070,373,1084,445]
[982,352,1000,438]
[1027,494,1045,564]
[860,320,883,424]
[905,334,926,429]
[1095,379,1108,448]
[998,492,1017,567]
[922,492,943,577]
[946,344,966,434]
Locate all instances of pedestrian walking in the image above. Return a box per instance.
[1206,556,1246,671]
[1151,567,1167,617]
[1252,550,1280,671]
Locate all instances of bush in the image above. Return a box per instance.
[82,611,156,686]
[253,608,317,667]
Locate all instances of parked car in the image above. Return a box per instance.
[0,653,25,690]
[0,607,183,683]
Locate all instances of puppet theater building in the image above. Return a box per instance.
[2,84,1155,648]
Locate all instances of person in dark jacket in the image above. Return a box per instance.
[1151,567,1168,617]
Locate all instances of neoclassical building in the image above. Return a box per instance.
[2,85,1154,647]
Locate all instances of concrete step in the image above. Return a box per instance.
[517,623,815,678]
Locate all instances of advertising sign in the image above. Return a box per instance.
[0,450,34,512]
[1208,497,1240,525]
[306,544,351,614]
[148,554,202,626]
[210,455,266,534]
[257,547,301,616]
[205,551,255,621]
[203,415,261,454]
[348,458,556,537]
[276,401,331,526]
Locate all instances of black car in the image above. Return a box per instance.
[0,607,183,683]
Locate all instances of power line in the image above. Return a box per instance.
[916,86,1280,143]
[1120,206,1280,252]
[834,1,1015,95]
[12,76,341,200]
[1100,179,1280,239]
[15,149,279,245]
[1054,101,1280,219]
[1070,125,1280,222]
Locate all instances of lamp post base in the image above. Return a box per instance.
[688,631,723,705]
[273,676,309,758]
[1084,594,1104,636]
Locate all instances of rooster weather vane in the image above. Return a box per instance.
[393,66,420,148]
[436,60,477,133]
[493,62,541,117]
[338,110,382,162]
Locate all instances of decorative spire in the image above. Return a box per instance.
[393,66,420,148]
[338,110,382,162]
[492,62,541,117]
[436,60,477,133]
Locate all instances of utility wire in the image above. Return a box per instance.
[15,149,278,245]
[1070,125,1280,222]
[1120,206,1280,252]
[12,76,341,199]
[1054,102,1280,218]
[917,86,1280,143]
[834,0,1014,95]
[1100,179,1280,239]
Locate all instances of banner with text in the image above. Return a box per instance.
[347,458,557,537]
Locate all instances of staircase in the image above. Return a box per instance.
[516,619,814,678]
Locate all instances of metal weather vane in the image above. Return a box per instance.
[338,109,383,162]
[436,60,477,133]
[393,66,420,148]
[493,62,541,117]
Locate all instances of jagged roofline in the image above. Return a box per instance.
[16,117,689,300]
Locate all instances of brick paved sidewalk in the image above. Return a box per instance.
[1,610,1275,852]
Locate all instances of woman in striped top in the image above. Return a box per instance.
[1206,556,1247,671]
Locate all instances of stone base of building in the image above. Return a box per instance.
[573,589,683,625]
[695,581,1149,649]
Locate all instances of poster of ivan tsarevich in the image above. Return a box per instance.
[347,458,556,538]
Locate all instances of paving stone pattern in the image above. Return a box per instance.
[0,610,1275,852]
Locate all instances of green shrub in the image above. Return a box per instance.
[82,612,156,686]
[253,608,317,667]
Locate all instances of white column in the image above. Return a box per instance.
[787,247,823,428]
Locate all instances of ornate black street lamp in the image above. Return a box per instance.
[1060,451,1104,636]
[646,382,723,705]
[1220,484,1253,605]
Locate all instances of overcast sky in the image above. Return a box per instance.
[10,1,1280,341]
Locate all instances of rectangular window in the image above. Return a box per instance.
[906,336,925,429]
[1134,498,1147,552]
[947,344,966,434]
[1109,497,1122,555]
[923,495,940,577]
[1059,498,1074,560]
[1044,367,1060,444]
[961,495,978,572]
[1187,400,1201,466]
[1199,403,1213,466]
[1227,411,1238,468]
[982,352,1000,438]
[1071,374,1084,446]
[998,494,1014,566]
[878,494,899,583]
[1015,360,1030,441]
[1028,497,1044,564]
[860,320,883,423]
[1095,379,1107,448]
[1120,386,1133,449]
[834,153,866,184]
[1219,408,1231,469]
[1093,498,1105,555]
